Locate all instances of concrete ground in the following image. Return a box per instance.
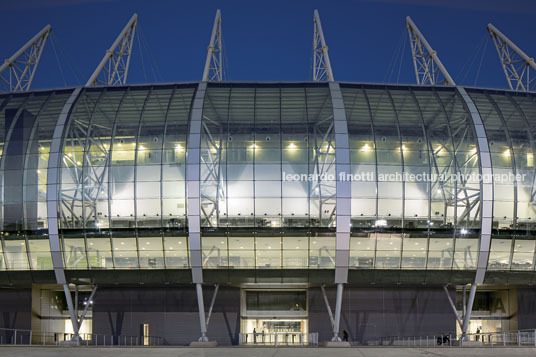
[1,347,536,357]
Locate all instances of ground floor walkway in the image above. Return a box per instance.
[1,347,536,357]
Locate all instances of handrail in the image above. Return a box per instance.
[373,328,536,347]
[239,332,319,346]
[0,327,164,346]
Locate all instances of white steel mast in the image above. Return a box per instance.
[313,9,334,82]
[202,9,223,82]
[0,24,52,92]
[487,23,536,92]
[86,14,138,86]
[406,16,455,86]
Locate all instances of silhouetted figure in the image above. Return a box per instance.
[343,330,349,342]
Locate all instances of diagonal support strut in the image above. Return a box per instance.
[313,9,334,82]
[406,16,455,86]
[0,24,52,92]
[202,9,223,82]
[487,23,536,92]
[86,14,138,86]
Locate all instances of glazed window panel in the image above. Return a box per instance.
[378,182,403,199]
[162,164,185,181]
[352,181,377,199]
[378,199,402,218]
[511,240,535,270]
[350,146,375,164]
[349,236,375,268]
[137,165,161,181]
[453,238,478,269]
[351,198,376,217]
[110,166,134,183]
[255,164,281,181]
[111,148,135,165]
[488,239,512,270]
[63,238,87,269]
[164,236,189,268]
[162,199,185,217]
[136,181,160,199]
[227,198,254,217]
[28,239,52,270]
[138,237,164,269]
[162,181,185,198]
[4,239,29,270]
[427,238,453,269]
[110,199,134,218]
[228,181,253,198]
[254,181,281,198]
[137,148,161,165]
[228,237,254,268]
[282,181,309,198]
[202,237,228,268]
[162,148,186,164]
[87,238,113,268]
[256,237,281,269]
[136,199,161,220]
[112,237,138,268]
[375,234,401,269]
[282,197,308,218]
[401,237,427,269]
[282,237,308,268]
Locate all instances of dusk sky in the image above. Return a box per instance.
[0,0,534,90]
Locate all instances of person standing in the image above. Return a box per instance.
[343,330,349,342]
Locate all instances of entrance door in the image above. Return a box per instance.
[140,323,149,346]
[241,289,309,345]
[243,318,308,344]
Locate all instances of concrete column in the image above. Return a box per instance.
[332,283,344,341]
[45,87,82,342]
[461,283,477,339]
[196,283,208,342]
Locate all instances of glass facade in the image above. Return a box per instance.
[0,83,534,278]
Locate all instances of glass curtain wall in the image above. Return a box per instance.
[200,84,336,269]
[58,85,195,270]
[0,84,536,275]
[342,85,480,271]
[0,90,72,271]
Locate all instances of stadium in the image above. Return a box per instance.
[1,7,536,347]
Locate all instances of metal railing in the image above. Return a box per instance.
[239,332,319,346]
[373,329,536,347]
[463,329,536,347]
[0,327,164,346]
[376,334,454,347]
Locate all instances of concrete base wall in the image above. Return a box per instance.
[517,288,536,330]
[92,286,456,345]
[309,287,456,344]
[92,286,240,345]
[0,288,31,330]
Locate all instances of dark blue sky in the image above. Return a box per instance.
[1,0,534,90]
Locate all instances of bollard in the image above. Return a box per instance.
[518,331,521,346]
